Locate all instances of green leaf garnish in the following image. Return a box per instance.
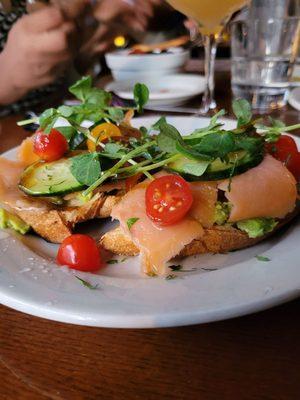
[107,107,125,123]
[127,217,139,230]
[181,161,210,177]
[57,105,74,118]
[165,274,177,280]
[169,265,197,272]
[193,132,236,159]
[75,276,99,290]
[232,99,252,127]
[69,76,92,102]
[134,83,149,113]
[201,267,218,271]
[169,265,183,271]
[152,116,167,130]
[255,255,271,262]
[55,126,77,141]
[39,108,57,129]
[70,153,101,186]
[107,259,119,264]
[69,76,112,107]
[157,122,184,153]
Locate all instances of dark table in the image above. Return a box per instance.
[1,70,300,400]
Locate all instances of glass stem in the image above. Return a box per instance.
[200,34,217,114]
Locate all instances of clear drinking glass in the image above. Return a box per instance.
[231,17,300,110]
[166,0,249,114]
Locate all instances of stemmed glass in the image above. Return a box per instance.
[166,0,249,114]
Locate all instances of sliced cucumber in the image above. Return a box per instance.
[167,151,264,181]
[19,159,85,197]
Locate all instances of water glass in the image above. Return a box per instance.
[231,17,300,110]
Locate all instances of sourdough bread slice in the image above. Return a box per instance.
[15,193,121,243]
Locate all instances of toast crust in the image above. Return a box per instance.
[100,211,299,257]
[15,194,122,243]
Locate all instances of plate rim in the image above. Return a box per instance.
[105,74,206,100]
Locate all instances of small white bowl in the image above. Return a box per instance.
[105,49,190,82]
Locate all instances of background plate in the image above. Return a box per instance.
[0,116,299,328]
[105,75,206,107]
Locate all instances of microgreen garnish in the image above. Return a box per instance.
[201,267,218,271]
[152,116,167,131]
[169,265,197,272]
[134,83,150,113]
[255,255,271,262]
[127,217,139,230]
[165,274,177,280]
[83,140,157,196]
[75,276,99,290]
[17,77,150,144]
[255,117,300,143]
[169,265,183,271]
[71,153,101,186]
[232,98,252,128]
[107,259,119,264]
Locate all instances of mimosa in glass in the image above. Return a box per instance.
[167,0,249,113]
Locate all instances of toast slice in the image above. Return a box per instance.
[14,193,122,244]
[100,211,298,257]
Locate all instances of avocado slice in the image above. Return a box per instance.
[0,208,30,235]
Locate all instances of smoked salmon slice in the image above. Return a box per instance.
[0,157,24,196]
[189,182,218,228]
[218,155,297,222]
[111,185,203,276]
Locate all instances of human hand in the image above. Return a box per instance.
[93,0,161,32]
[0,6,75,99]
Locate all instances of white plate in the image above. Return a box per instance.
[288,87,300,111]
[106,74,206,107]
[0,116,299,328]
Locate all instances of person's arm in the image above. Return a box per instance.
[0,7,75,106]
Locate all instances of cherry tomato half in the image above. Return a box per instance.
[34,129,68,162]
[266,135,298,163]
[266,135,300,181]
[286,152,300,182]
[87,123,121,152]
[145,175,193,226]
[57,234,102,272]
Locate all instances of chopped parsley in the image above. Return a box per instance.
[165,274,177,280]
[75,276,99,290]
[255,255,271,262]
[127,217,139,230]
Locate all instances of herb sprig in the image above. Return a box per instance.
[75,276,99,290]
[18,76,149,140]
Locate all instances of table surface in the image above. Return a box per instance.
[1,70,300,400]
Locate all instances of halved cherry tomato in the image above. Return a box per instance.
[125,173,143,192]
[57,234,102,272]
[87,123,121,152]
[266,135,298,163]
[145,175,193,226]
[266,135,300,181]
[286,152,300,182]
[34,129,68,162]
